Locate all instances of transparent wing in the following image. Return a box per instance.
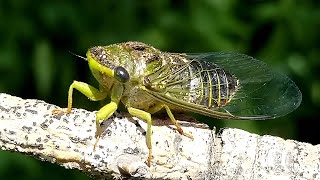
[143,52,302,120]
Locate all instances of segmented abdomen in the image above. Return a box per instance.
[188,60,239,108]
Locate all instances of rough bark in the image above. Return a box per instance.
[0,93,319,179]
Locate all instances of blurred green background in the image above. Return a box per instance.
[0,0,319,179]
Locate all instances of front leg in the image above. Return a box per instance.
[93,101,118,150]
[93,83,124,149]
[52,80,108,115]
[66,80,108,113]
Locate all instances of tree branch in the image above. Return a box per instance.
[0,93,319,179]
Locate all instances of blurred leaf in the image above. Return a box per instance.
[32,40,54,98]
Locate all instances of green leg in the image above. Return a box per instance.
[67,80,108,113]
[93,83,124,149]
[127,107,153,167]
[163,105,194,140]
[148,103,194,139]
[55,80,124,150]
[93,101,118,150]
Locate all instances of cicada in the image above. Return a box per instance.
[60,41,301,166]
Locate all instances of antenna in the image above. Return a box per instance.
[68,51,87,61]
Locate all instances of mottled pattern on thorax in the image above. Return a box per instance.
[121,83,158,111]
[145,53,192,101]
[119,42,162,110]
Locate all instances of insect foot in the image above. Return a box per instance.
[52,108,69,115]
[177,127,194,140]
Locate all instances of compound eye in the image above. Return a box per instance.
[114,66,130,83]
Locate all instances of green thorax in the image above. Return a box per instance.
[86,42,172,110]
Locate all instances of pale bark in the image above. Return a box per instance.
[0,93,319,180]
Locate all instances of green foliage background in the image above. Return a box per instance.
[0,0,319,179]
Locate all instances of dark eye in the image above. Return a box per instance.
[114,66,130,83]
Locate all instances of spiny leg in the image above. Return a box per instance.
[127,107,153,167]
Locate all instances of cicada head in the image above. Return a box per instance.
[86,43,134,87]
[86,42,161,88]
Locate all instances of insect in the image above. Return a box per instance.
[57,41,301,166]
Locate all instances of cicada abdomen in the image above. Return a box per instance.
[150,56,240,109]
[188,60,239,108]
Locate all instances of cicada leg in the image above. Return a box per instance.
[163,105,194,140]
[94,101,117,150]
[52,80,124,151]
[128,104,194,166]
[93,83,123,149]
[127,107,153,167]
[148,104,194,140]
[52,80,107,114]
